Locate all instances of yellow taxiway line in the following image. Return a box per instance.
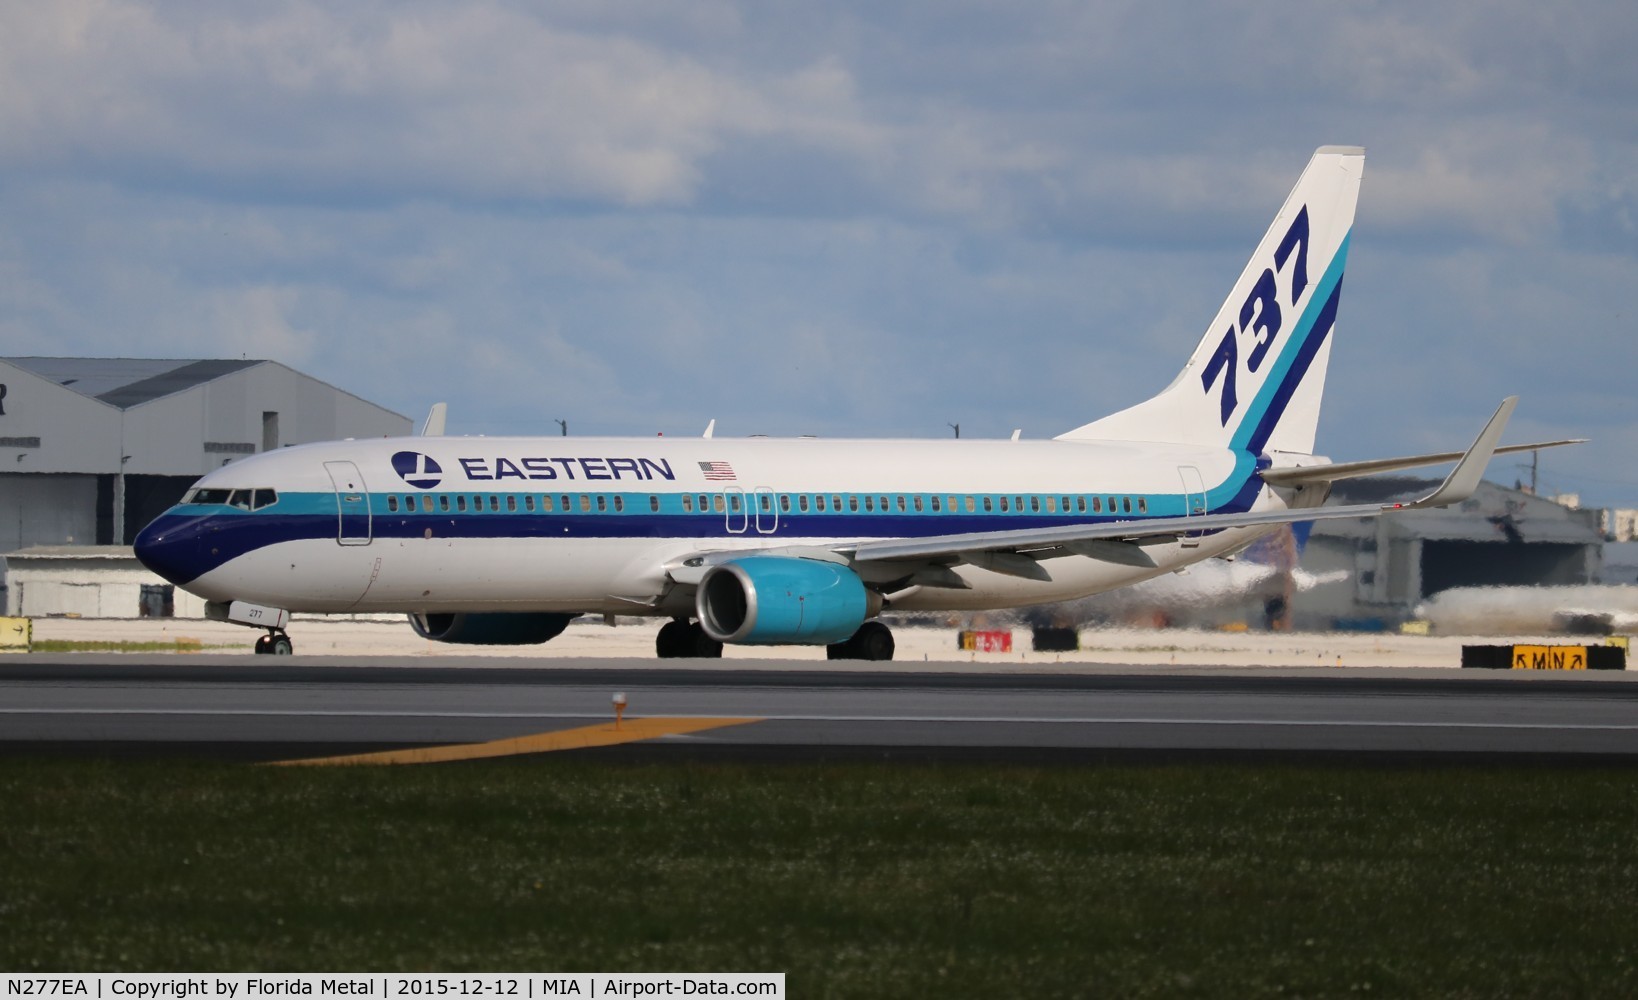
[270,716,761,766]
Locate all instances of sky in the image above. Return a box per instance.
[2,1,1636,507]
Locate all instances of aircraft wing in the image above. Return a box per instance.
[663,398,1517,590]
[842,397,1518,570]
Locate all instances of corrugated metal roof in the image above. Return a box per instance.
[3,357,263,409]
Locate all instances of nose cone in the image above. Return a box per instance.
[134,513,207,586]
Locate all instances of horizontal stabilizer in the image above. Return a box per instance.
[846,398,1521,566]
[1263,438,1584,487]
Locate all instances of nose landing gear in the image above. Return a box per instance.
[252,630,294,656]
[206,600,295,657]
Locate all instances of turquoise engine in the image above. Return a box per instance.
[696,556,875,645]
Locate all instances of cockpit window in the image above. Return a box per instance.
[183,487,277,508]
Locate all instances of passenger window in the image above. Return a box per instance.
[1107,496,1117,511]
[760,494,772,512]
[879,496,889,511]
[1031,496,1040,513]
[650,496,660,512]
[965,496,975,513]
[896,496,906,512]
[999,497,1009,512]
[713,495,725,513]
[1138,498,1148,514]
[579,495,591,512]
[507,496,517,512]
[947,496,957,512]
[983,497,993,513]
[699,494,709,511]
[457,495,467,512]
[440,495,450,512]
[780,495,791,512]
[560,495,570,511]
[799,495,810,512]
[387,496,399,512]
[525,495,535,512]
[1092,497,1102,513]
[542,495,554,512]
[615,496,625,513]
[816,495,827,512]
[1077,497,1086,513]
[849,496,859,512]
[931,496,941,512]
[865,496,874,512]
[683,495,694,513]
[1122,497,1131,514]
[597,496,607,513]
[913,496,924,513]
[832,495,841,511]
[1046,497,1057,513]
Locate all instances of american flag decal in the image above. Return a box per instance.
[699,461,736,481]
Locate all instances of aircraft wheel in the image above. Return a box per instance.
[254,635,272,655]
[686,622,724,659]
[827,622,895,661]
[656,619,691,658]
[269,635,294,656]
[853,621,895,661]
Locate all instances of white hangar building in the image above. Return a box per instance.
[1,357,410,616]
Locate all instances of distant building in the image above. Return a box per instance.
[1294,478,1606,628]
[1604,508,1638,543]
[0,357,409,616]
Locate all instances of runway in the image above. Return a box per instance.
[3,656,1637,762]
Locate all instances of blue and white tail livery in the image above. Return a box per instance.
[1060,145,1361,456]
[134,147,1578,659]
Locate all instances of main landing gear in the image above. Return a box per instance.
[655,619,724,659]
[253,630,294,656]
[827,621,895,661]
[652,618,897,660]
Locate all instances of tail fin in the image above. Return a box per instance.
[1058,146,1364,456]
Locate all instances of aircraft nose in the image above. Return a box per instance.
[134,514,208,586]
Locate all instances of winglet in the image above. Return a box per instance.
[419,403,448,437]
[1396,397,1517,510]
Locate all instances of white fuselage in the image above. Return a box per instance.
[138,433,1298,618]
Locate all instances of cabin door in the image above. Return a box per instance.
[324,461,374,545]
[1177,465,1207,548]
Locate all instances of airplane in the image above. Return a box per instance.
[133,146,1579,658]
[1415,585,1638,636]
[1030,524,1350,631]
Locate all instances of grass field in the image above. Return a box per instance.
[2,758,1635,996]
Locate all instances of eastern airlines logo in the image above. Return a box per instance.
[392,451,444,489]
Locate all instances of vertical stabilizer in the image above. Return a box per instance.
[1057,146,1364,456]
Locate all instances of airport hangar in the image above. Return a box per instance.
[0,357,409,617]
[1293,477,1606,629]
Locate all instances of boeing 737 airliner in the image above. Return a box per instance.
[133,147,1576,658]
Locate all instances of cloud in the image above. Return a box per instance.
[1,0,1636,507]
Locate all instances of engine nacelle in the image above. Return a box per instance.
[696,556,878,645]
[409,612,575,645]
